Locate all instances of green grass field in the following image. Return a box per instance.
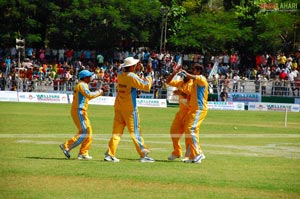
[0,102,300,199]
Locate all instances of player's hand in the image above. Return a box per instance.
[173,65,182,74]
[146,62,152,74]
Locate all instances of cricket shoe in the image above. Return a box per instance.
[181,157,189,162]
[184,153,205,164]
[140,156,155,163]
[168,154,181,161]
[104,155,120,162]
[78,154,93,160]
[59,144,70,159]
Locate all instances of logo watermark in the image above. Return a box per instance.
[260,2,298,12]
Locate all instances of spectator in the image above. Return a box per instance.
[239,76,247,92]
[0,72,6,90]
[254,76,261,93]
[211,74,218,93]
[261,75,268,95]
[220,88,228,101]
[5,56,11,77]
[289,68,299,96]
[232,73,240,92]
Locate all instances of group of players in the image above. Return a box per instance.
[59,56,208,164]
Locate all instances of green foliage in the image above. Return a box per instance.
[0,0,299,58]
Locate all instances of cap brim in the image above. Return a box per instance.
[121,59,139,68]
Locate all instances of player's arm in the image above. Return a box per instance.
[78,82,105,99]
[181,70,207,86]
[129,73,152,92]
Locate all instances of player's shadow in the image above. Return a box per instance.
[25,157,72,160]
[123,158,176,163]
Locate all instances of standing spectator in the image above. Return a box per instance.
[104,57,154,163]
[230,52,238,71]
[211,74,218,93]
[277,52,286,68]
[97,52,104,67]
[166,67,193,161]
[294,77,300,96]
[289,68,299,96]
[26,47,34,59]
[224,75,231,92]
[254,76,261,93]
[10,46,17,59]
[39,48,45,62]
[5,56,11,77]
[59,70,107,160]
[0,72,6,90]
[261,75,268,95]
[223,52,230,67]
[58,48,65,64]
[220,88,228,101]
[232,73,240,92]
[179,64,208,163]
[240,76,247,92]
[66,49,74,64]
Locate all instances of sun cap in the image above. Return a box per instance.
[79,70,94,79]
[120,57,140,68]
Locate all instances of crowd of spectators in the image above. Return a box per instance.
[0,46,299,97]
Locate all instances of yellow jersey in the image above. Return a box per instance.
[188,75,209,111]
[115,71,152,111]
[168,79,193,110]
[71,81,102,111]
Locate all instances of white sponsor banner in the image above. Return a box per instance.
[208,101,245,111]
[248,102,300,112]
[70,95,166,108]
[137,98,167,108]
[18,92,68,104]
[140,93,154,99]
[0,91,18,102]
[223,92,261,105]
[69,95,115,106]
[89,96,115,106]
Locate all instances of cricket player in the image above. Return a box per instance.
[166,68,193,161]
[59,70,106,160]
[104,57,154,163]
[180,64,208,163]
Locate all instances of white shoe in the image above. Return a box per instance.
[168,154,180,160]
[184,154,205,163]
[104,155,120,162]
[140,156,155,163]
[181,157,189,162]
[77,154,93,160]
[193,153,205,163]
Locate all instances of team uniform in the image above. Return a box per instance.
[61,80,102,157]
[184,75,208,162]
[168,78,193,158]
[106,70,152,158]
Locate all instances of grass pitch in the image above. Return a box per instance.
[0,102,299,199]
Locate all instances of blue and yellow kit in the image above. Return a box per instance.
[107,70,153,158]
[184,75,208,159]
[168,78,193,157]
[63,80,102,156]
